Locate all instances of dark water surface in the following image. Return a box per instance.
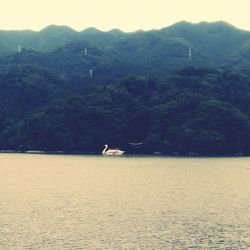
[0,153,249,249]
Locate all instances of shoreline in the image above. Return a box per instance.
[0,150,249,157]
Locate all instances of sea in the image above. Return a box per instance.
[0,153,249,249]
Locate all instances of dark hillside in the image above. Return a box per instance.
[1,22,250,154]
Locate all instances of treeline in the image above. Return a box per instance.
[1,66,250,155]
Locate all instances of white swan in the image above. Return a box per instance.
[102,144,125,155]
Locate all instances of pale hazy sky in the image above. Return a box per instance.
[0,0,250,32]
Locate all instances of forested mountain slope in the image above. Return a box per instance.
[1,21,250,154]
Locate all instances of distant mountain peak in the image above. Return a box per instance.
[108,28,124,34]
[40,25,76,33]
[167,20,237,29]
[197,20,237,29]
[160,20,244,36]
[81,27,102,34]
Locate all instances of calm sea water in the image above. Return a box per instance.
[0,153,249,249]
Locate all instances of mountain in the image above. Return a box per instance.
[161,21,250,63]
[0,25,127,55]
[0,25,78,54]
[1,21,250,154]
[29,25,78,51]
[0,29,36,55]
[1,21,250,81]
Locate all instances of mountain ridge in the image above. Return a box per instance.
[1,20,250,82]
[1,21,249,53]
[1,19,250,92]
[1,21,250,153]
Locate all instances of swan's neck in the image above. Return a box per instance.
[102,145,108,154]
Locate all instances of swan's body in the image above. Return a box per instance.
[102,144,125,155]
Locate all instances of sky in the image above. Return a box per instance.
[0,0,250,32]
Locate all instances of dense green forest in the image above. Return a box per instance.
[1,21,250,154]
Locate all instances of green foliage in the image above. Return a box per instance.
[1,21,250,82]
[1,22,250,154]
[1,69,250,155]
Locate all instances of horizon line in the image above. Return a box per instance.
[0,20,249,33]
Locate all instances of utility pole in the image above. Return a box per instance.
[188,47,192,60]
